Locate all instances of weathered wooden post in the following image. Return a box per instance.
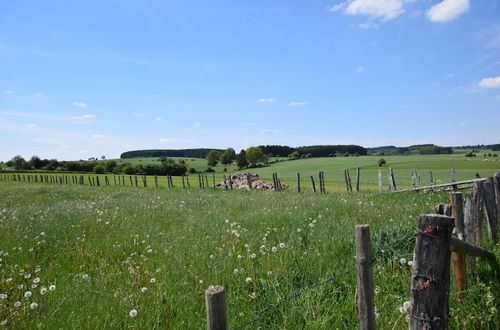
[212,173,216,188]
[205,286,227,330]
[346,169,352,191]
[409,214,454,330]
[205,175,209,188]
[451,168,457,191]
[310,175,316,193]
[134,174,138,187]
[113,176,117,185]
[96,176,100,186]
[450,192,467,296]
[344,170,349,191]
[356,168,360,192]
[377,169,382,192]
[186,174,191,188]
[483,177,498,243]
[297,172,301,193]
[246,173,252,190]
[129,176,133,186]
[223,175,228,190]
[429,171,434,186]
[228,175,233,190]
[154,175,158,189]
[388,168,397,191]
[355,225,375,330]
[494,173,500,223]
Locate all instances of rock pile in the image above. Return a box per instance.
[216,172,289,190]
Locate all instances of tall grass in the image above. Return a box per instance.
[0,183,498,328]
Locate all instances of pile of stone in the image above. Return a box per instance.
[216,172,289,190]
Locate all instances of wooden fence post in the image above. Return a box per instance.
[483,177,498,243]
[356,168,360,192]
[355,225,375,330]
[297,173,301,193]
[451,168,457,191]
[228,175,233,190]
[154,175,158,188]
[246,173,252,190]
[213,173,216,188]
[318,171,323,194]
[310,175,316,193]
[494,173,500,223]
[377,169,382,192]
[450,192,467,296]
[388,168,397,191]
[186,174,191,188]
[205,286,227,330]
[429,171,433,186]
[409,214,454,330]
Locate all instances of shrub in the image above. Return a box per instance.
[205,167,215,173]
[94,165,105,174]
[465,152,476,157]
[378,158,386,167]
[188,167,197,174]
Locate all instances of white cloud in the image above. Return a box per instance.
[288,102,307,107]
[154,117,162,121]
[3,90,14,94]
[459,122,466,127]
[158,138,177,143]
[27,123,38,128]
[447,73,455,78]
[479,76,500,88]
[72,102,87,108]
[345,0,405,21]
[194,122,201,127]
[256,98,276,103]
[72,114,95,120]
[328,2,347,12]
[359,21,379,29]
[261,128,280,134]
[31,93,43,97]
[357,66,365,72]
[426,0,470,23]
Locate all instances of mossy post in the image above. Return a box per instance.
[409,214,454,330]
[355,224,375,330]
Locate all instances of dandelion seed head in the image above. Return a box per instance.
[245,277,252,284]
[129,309,138,317]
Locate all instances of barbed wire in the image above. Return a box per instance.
[231,232,417,329]
[231,266,356,330]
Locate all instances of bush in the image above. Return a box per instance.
[205,167,215,173]
[94,165,105,174]
[465,152,476,157]
[378,158,386,167]
[188,167,197,174]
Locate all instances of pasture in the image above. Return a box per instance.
[0,182,498,328]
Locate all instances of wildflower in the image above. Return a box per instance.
[24,273,31,279]
[245,277,252,284]
[30,302,38,309]
[141,287,147,293]
[24,291,32,298]
[0,293,7,299]
[250,253,256,259]
[1,320,6,325]
[150,278,156,284]
[147,249,152,253]
[271,247,277,252]
[233,269,238,274]
[237,255,242,259]
[40,287,47,295]
[399,258,407,265]
[407,261,414,266]
[14,301,21,308]
[33,277,40,283]
[49,285,56,291]
[297,228,302,232]
[267,271,273,276]
[82,274,89,280]
[129,309,138,317]
[279,243,286,248]
[374,286,380,294]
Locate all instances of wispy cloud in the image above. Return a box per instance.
[400,104,416,108]
[458,86,481,94]
[328,2,347,12]
[3,90,14,94]
[261,128,280,134]
[359,21,378,29]
[72,114,95,120]
[31,93,43,97]
[27,123,38,128]
[256,98,276,103]
[426,0,470,23]
[459,122,466,127]
[72,102,87,108]
[356,66,365,72]
[194,122,201,127]
[240,122,258,127]
[158,137,195,144]
[479,76,500,88]
[154,116,162,121]
[288,102,307,107]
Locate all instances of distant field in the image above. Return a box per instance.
[0,183,498,328]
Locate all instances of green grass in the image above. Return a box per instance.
[0,182,498,328]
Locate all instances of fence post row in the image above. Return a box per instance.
[409,214,454,330]
[355,225,375,330]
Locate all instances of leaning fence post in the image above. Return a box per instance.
[388,168,397,192]
[205,286,227,330]
[450,192,467,296]
[355,225,375,330]
[310,175,316,193]
[409,214,454,330]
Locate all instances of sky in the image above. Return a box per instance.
[1,0,500,161]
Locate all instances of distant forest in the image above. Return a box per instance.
[121,145,368,159]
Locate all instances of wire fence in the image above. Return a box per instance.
[230,232,418,329]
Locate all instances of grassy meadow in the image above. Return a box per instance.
[0,181,498,329]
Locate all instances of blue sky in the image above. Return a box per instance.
[1,0,499,161]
